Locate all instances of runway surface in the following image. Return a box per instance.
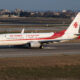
[0,43,80,58]
[0,26,67,32]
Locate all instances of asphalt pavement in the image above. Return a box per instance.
[0,43,79,58]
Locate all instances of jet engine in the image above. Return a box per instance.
[29,41,41,48]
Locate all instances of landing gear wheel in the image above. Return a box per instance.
[40,45,44,49]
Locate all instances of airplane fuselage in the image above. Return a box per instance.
[0,32,77,46]
[0,33,54,45]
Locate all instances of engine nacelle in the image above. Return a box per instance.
[29,41,41,48]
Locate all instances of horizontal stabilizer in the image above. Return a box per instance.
[74,33,80,36]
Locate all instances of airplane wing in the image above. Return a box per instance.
[40,39,66,44]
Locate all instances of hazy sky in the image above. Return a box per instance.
[0,0,80,11]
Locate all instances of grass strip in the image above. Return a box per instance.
[0,65,80,80]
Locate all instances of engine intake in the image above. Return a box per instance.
[29,41,41,48]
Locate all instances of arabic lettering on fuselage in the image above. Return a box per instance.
[8,34,39,39]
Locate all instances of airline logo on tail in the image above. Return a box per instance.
[74,22,78,28]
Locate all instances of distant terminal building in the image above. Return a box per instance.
[62,10,67,13]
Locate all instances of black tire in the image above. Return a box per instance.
[40,45,44,49]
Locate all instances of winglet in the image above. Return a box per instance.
[21,28,24,34]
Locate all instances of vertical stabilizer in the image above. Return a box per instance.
[65,12,80,34]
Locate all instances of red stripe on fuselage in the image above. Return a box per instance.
[0,30,66,41]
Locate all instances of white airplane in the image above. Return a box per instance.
[0,12,80,48]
